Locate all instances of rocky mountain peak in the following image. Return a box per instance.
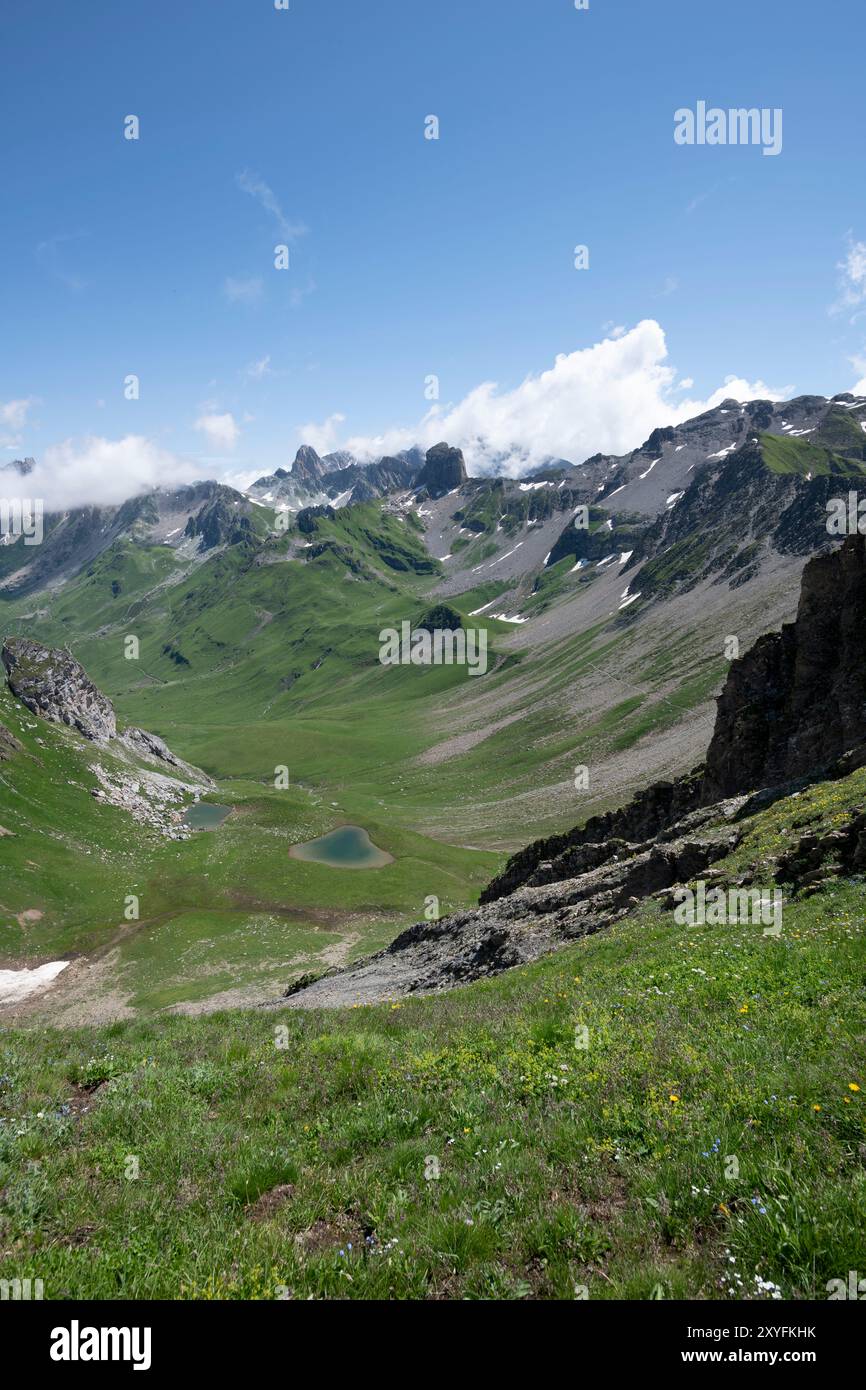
[415,442,468,498]
[291,445,325,486]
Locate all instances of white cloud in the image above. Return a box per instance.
[1,397,35,431]
[244,354,273,380]
[235,171,307,242]
[23,436,196,511]
[0,396,37,448]
[832,236,866,317]
[329,320,786,475]
[195,412,240,450]
[223,276,263,304]
[298,412,346,455]
[850,354,866,395]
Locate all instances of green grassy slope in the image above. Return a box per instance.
[1,764,864,1299]
[761,432,866,477]
[0,677,500,1010]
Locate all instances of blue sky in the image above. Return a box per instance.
[2,0,865,500]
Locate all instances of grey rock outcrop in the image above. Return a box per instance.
[2,637,117,743]
[119,725,209,784]
[184,496,254,551]
[482,769,705,904]
[0,719,21,761]
[702,533,866,798]
[291,445,327,487]
[415,443,467,498]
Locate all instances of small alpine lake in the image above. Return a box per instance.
[183,803,234,830]
[289,824,394,869]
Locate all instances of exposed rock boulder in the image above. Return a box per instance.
[776,806,866,887]
[2,637,117,743]
[118,726,209,783]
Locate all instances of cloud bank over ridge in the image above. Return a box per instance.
[331,321,789,476]
[6,322,799,509]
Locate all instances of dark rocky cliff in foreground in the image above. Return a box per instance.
[702,534,866,798]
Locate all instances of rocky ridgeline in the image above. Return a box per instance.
[281,535,866,1009]
[1,636,212,838]
[184,494,255,551]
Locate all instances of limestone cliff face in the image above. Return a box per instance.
[291,445,327,487]
[1,637,117,743]
[702,534,866,798]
